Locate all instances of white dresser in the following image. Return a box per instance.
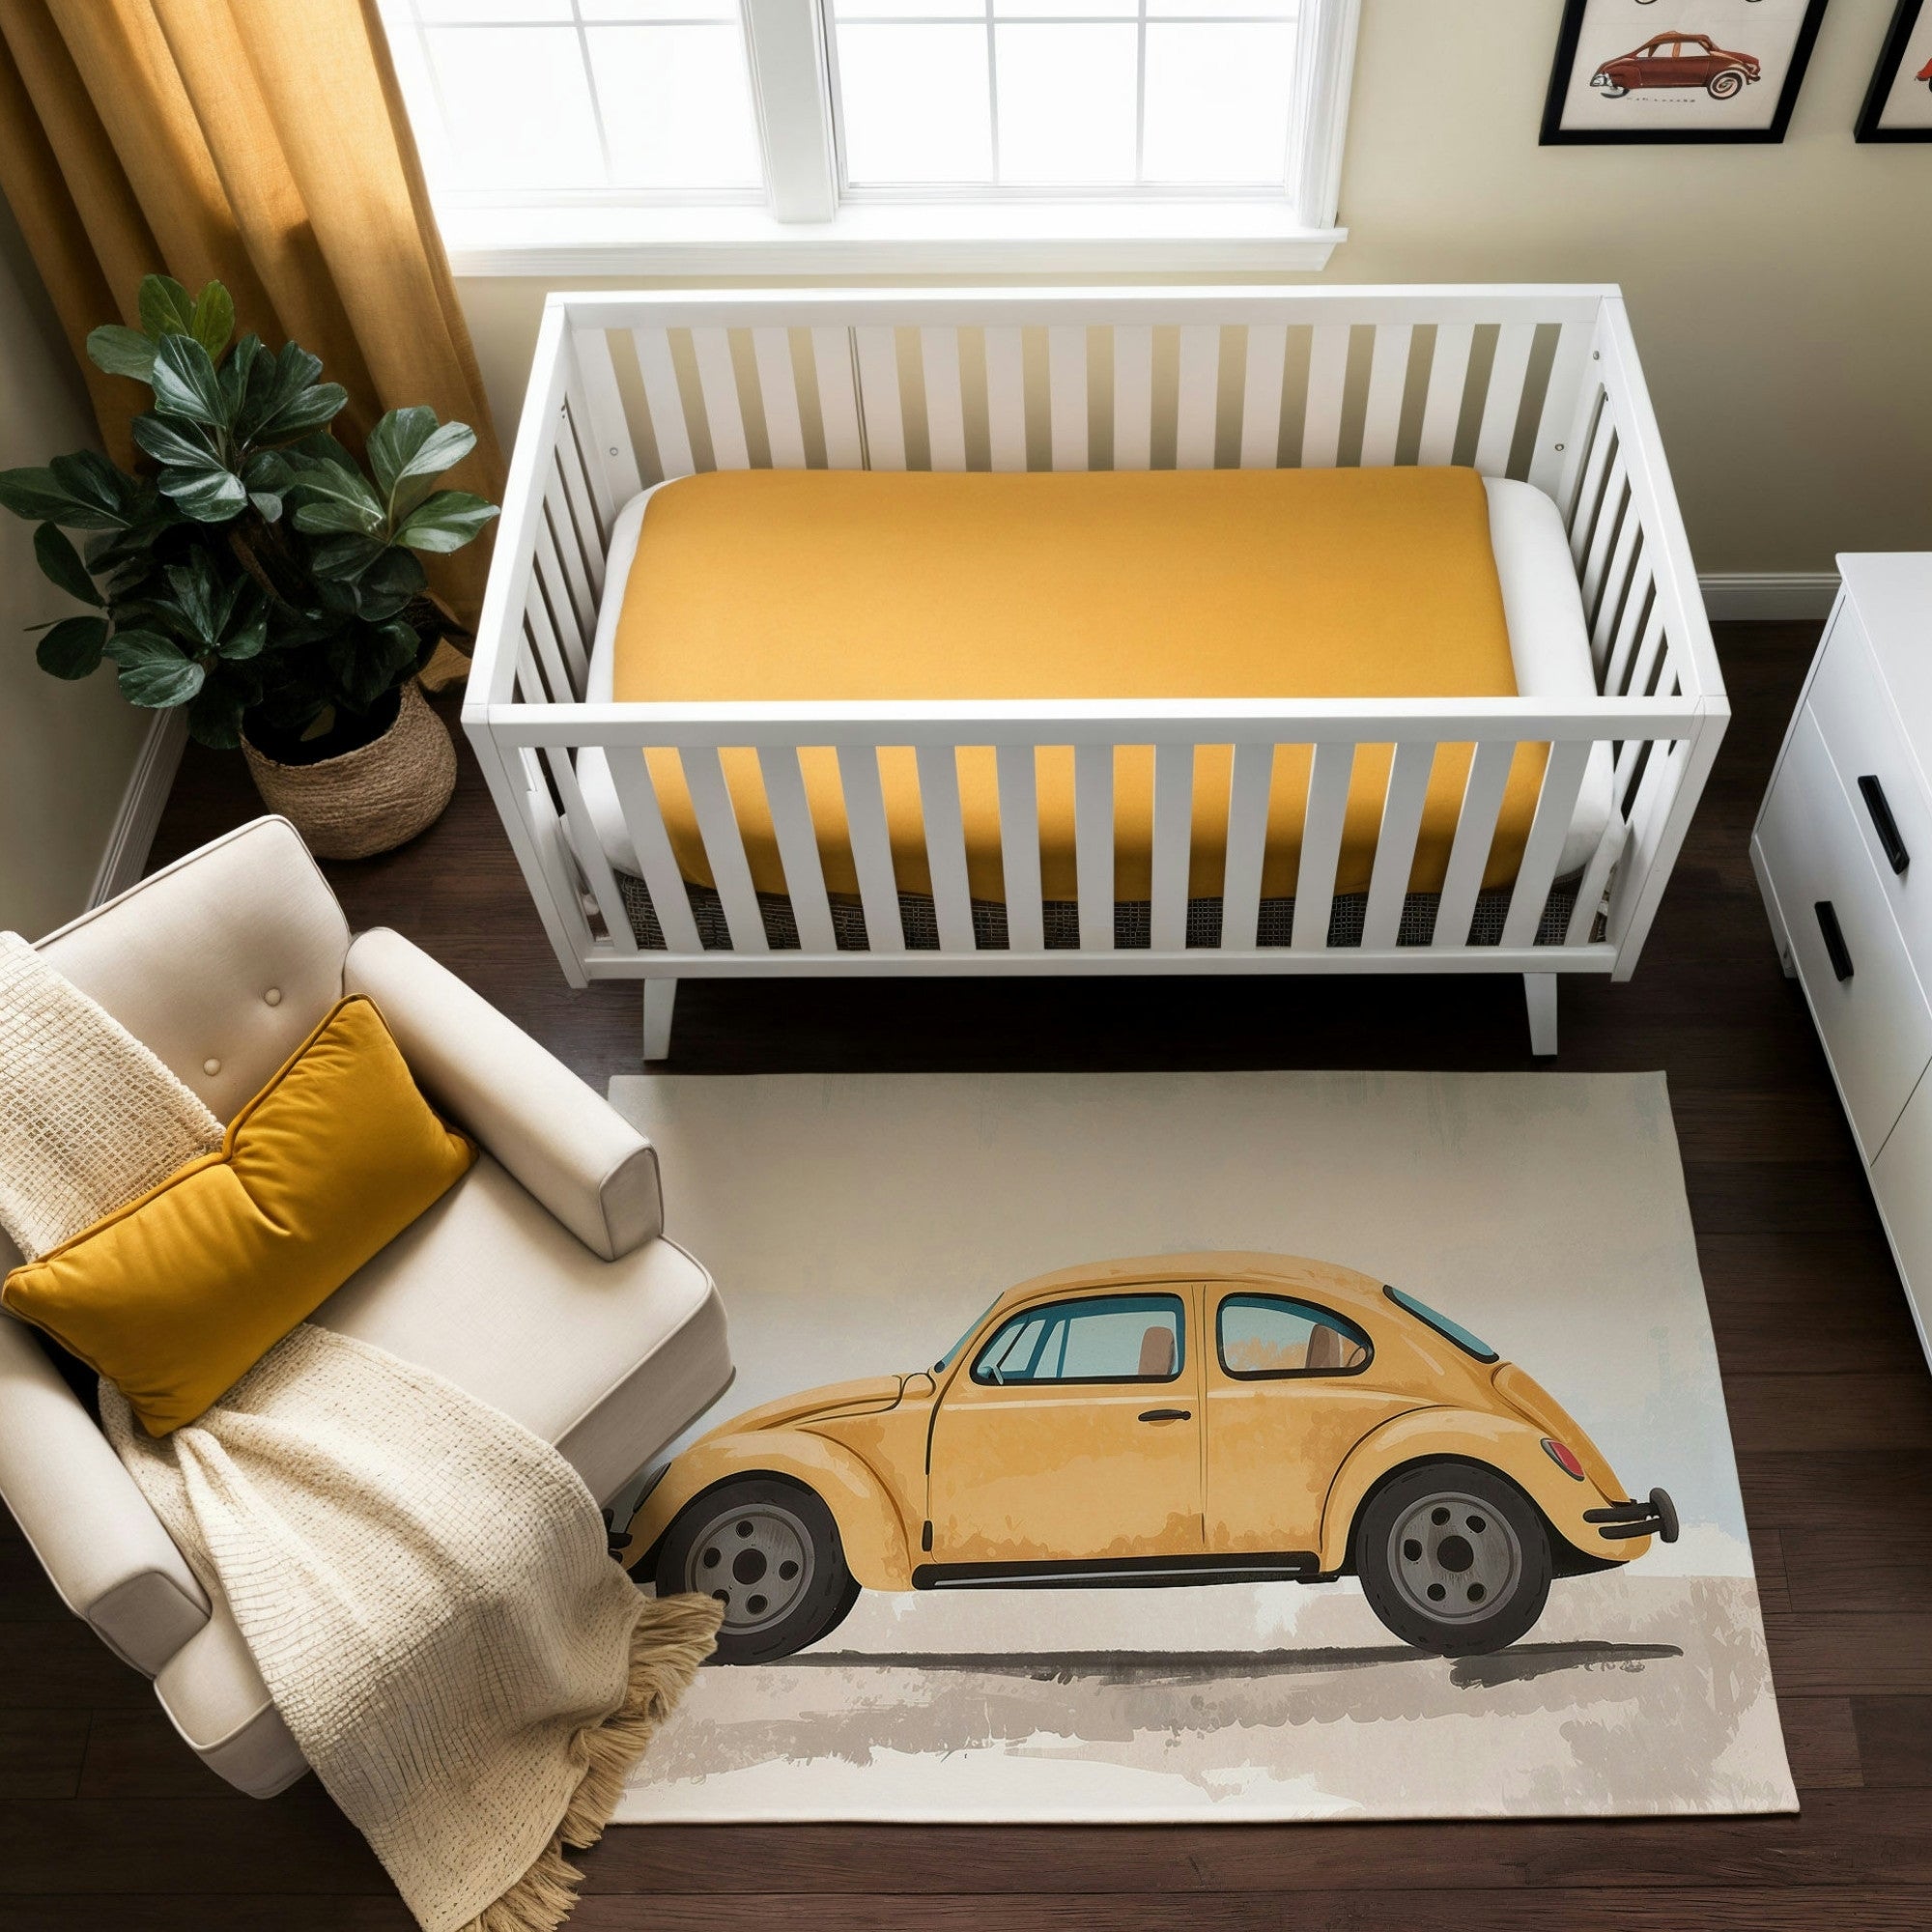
[1752,554,1932,1365]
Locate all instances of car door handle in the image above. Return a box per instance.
[1858,776,1910,875]
[1138,1407,1191,1423]
[1814,900,1854,981]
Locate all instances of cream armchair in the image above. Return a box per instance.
[0,818,731,1798]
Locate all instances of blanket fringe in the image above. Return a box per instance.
[461,1592,724,1932]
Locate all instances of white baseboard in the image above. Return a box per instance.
[87,710,188,910]
[1697,572,1839,621]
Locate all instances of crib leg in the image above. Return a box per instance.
[643,979,677,1063]
[1523,974,1558,1058]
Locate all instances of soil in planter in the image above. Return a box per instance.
[244,685,405,766]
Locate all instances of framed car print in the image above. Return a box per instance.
[1541,0,1831,144]
[1857,0,1932,140]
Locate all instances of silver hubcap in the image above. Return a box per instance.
[1387,1491,1521,1625]
[683,1501,815,1634]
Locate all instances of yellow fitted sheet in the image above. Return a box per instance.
[611,467,1547,904]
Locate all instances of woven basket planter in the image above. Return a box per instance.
[242,680,456,861]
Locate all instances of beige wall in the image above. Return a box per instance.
[455,0,1932,575]
[0,201,151,938]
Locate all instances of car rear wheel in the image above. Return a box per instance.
[1707,69,1745,99]
[655,1475,859,1664]
[1356,1462,1552,1656]
[1598,81,1629,97]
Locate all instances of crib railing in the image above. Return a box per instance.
[467,287,1725,1004]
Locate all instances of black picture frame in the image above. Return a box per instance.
[1540,0,1831,145]
[1857,0,1932,140]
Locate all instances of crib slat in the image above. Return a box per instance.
[1049,326,1089,472]
[523,586,574,704]
[915,745,976,952]
[984,326,1028,472]
[756,745,837,952]
[1239,324,1287,469]
[553,430,606,597]
[1604,568,1655,697]
[753,327,807,469]
[544,464,600,635]
[680,747,769,953]
[1474,322,1536,476]
[633,328,695,480]
[546,746,638,955]
[854,327,905,470]
[1528,319,1593,498]
[1358,324,1411,468]
[1565,810,1627,949]
[1500,740,1593,950]
[514,631,558,708]
[835,744,905,952]
[996,745,1044,953]
[812,327,866,469]
[692,327,749,470]
[1293,741,1354,951]
[921,328,968,472]
[1432,741,1516,948]
[1360,741,1435,950]
[566,326,640,512]
[533,517,591,690]
[1074,742,1113,951]
[605,748,703,955]
[1590,507,1643,667]
[1417,322,1472,467]
[1300,324,1350,469]
[1580,456,1630,623]
[1622,601,1670,709]
[1220,741,1273,951]
[1176,325,1220,469]
[1112,324,1152,471]
[1150,742,1194,952]
[1568,416,1617,566]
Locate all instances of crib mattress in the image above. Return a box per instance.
[578,468,1612,907]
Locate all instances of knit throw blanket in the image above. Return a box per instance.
[1,932,720,1932]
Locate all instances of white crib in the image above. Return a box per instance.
[465,286,1726,1060]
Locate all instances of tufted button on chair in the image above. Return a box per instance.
[0,818,732,1796]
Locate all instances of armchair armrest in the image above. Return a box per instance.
[343,928,661,1260]
[0,1314,210,1674]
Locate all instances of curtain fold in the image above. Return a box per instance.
[0,0,502,648]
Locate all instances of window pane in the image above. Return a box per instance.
[581,0,740,17]
[972,1293,1185,1384]
[421,26,603,189]
[995,25,1139,184]
[839,24,993,185]
[1217,1294,1372,1378]
[1141,22,1296,183]
[996,0,1133,17]
[588,25,762,187]
[835,0,980,17]
[416,0,572,20]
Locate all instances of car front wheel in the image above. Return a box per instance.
[1356,1462,1552,1655]
[1597,81,1629,97]
[655,1475,859,1664]
[1707,69,1746,99]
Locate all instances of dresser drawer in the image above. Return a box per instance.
[1757,707,1932,1158]
[1870,1070,1932,1367]
[1807,601,1932,972]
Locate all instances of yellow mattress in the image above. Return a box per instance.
[608,467,1548,904]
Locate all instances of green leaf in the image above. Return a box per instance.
[366,409,475,519]
[331,617,419,712]
[218,333,263,423]
[36,615,109,678]
[49,452,135,524]
[137,275,197,341]
[161,462,247,524]
[0,464,125,530]
[110,629,206,708]
[394,490,498,554]
[236,341,346,444]
[130,412,215,470]
[33,524,103,606]
[217,610,268,662]
[188,282,235,363]
[150,334,230,430]
[307,531,387,581]
[86,325,158,382]
[187,677,246,751]
[162,559,219,644]
[288,456,384,537]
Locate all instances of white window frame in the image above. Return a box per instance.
[431,0,1355,274]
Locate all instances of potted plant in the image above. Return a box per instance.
[0,275,497,859]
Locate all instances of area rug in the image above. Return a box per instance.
[606,1068,1794,1823]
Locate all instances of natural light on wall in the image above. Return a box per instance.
[376,0,1354,270]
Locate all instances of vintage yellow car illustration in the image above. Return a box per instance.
[629,1253,1678,1663]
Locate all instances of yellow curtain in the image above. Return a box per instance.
[0,0,503,669]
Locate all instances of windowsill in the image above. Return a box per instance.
[440,199,1346,278]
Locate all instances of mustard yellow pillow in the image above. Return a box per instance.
[2,996,474,1435]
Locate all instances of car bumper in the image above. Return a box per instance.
[1583,1487,1679,1545]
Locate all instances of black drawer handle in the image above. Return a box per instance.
[1814,900,1854,981]
[1138,1407,1191,1423]
[1857,776,1910,875]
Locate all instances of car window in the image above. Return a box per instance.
[1216,1294,1373,1379]
[971,1293,1185,1386]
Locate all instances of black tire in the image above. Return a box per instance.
[1598,81,1629,98]
[1707,69,1745,99]
[1355,1462,1552,1656]
[655,1475,858,1664]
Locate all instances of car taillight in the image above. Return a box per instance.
[1542,1437,1586,1481]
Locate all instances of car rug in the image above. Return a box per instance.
[606,1068,1794,1823]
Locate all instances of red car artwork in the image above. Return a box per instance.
[1591,32,1763,100]
[1918,55,1932,89]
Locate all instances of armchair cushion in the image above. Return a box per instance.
[344,927,662,1260]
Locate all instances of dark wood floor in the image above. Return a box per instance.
[8,618,1932,1929]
